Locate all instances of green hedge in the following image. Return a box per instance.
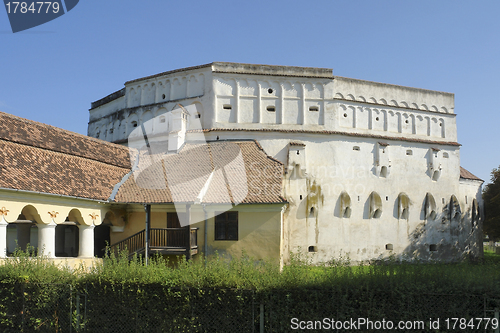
[1,250,500,332]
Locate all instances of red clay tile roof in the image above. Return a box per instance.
[460,167,483,182]
[114,140,285,204]
[0,112,132,200]
[0,112,131,168]
[0,139,130,200]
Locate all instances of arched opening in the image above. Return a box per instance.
[55,217,79,258]
[340,192,351,218]
[449,195,461,222]
[398,193,410,220]
[369,192,382,219]
[380,166,388,178]
[309,207,315,218]
[424,193,437,220]
[94,224,111,258]
[471,199,480,228]
[6,206,41,255]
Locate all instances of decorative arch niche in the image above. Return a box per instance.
[424,193,437,220]
[449,195,461,221]
[398,193,410,220]
[340,192,351,218]
[369,192,382,219]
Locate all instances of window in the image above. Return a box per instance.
[406,150,413,156]
[215,212,238,240]
[223,104,232,110]
[266,106,276,112]
[353,146,360,151]
[131,121,138,128]
[309,106,319,112]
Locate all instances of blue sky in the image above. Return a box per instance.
[1,0,498,183]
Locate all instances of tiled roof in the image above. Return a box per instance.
[0,112,131,168]
[114,140,285,204]
[460,167,483,182]
[0,139,130,201]
[0,112,132,200]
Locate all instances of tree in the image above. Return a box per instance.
[483,166,500,242]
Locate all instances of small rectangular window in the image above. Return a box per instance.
[406,150,413,155]
[266,106,276,112]
[353,146,360,151]
[309,106,319,112]
[223,104,232,110]
[215,212,238,240]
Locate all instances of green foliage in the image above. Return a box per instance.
[1,248,500,331]
[483,166,500,240]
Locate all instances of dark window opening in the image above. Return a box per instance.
[215,212,238,240]
[268,88,273,94]
[308,246,316,253]
[385,244,393,251]
[267,106,276,112]
[309,106,319,112]
[223,104,232,110]
[429,244,437,252]
[55,224,79,258]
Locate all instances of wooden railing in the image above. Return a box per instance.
[109,228,198,257]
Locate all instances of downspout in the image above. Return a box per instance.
[144,204,151,266]
[185,204,192,261]
[202,204,208,267]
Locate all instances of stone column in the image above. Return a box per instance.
[0,217,7,258]
[38,222,56,258]
[78,224,95,258]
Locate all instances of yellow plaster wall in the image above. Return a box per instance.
[206,210,282,262]
[0,191,107,226]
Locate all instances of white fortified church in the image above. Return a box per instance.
[84,62,483,264]
[0,62,484,266]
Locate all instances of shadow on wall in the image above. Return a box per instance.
[397,195,481,262]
